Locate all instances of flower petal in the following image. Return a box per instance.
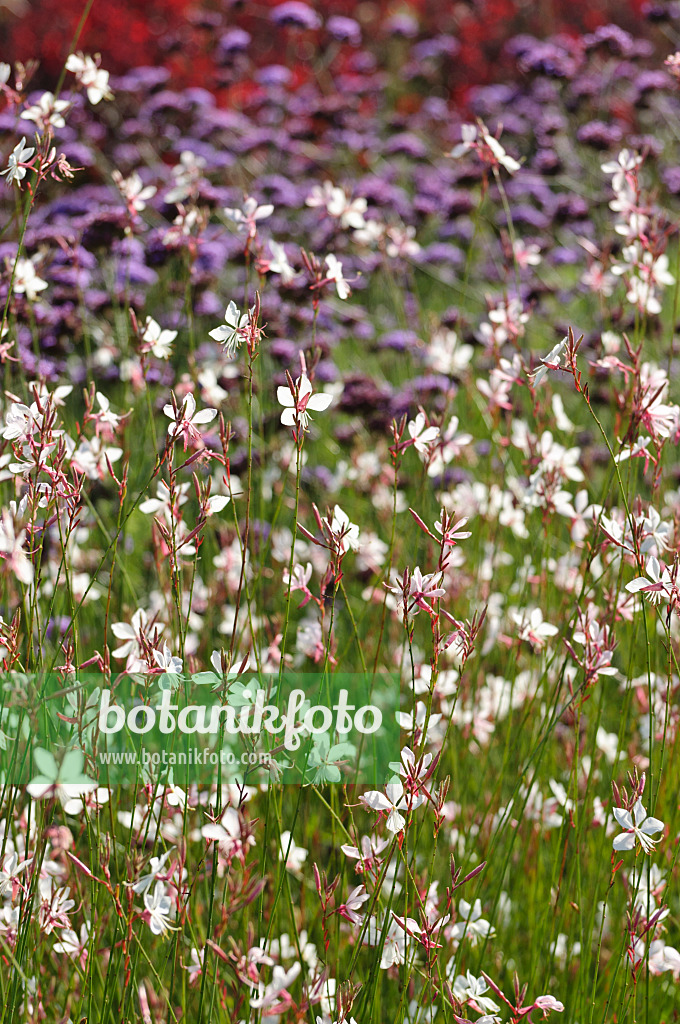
[612,806,633,830]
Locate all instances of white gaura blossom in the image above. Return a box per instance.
[324,253,350,299]
[111,607,153,671]
[327,185,367,229]
[163,393,217,449]
[529,336,568,387]
[601,149,642,192]
[142,316,177,360]
[625,556,675,605]
[449,898,496,945]
[0,509,34,584]
[510,607,558,649]
[65,52,112,104]
[129,850,173,895]
[448,122,520,174]
[1,137,34,186]
[307,180,367,229]
[12,257,48,301]
[408,412,439,454]
[267,240,296,283]
[112,170,156,213]
[612,800,664,854]
[360,781,410,833]
[250,962,301,1009]
[20,91,69,131]
[71,436,123,480]
[209,300,250,356]
[143,882,176,936]
[279,831,308,876]
[277,373,333,432]
[365,915,420,969]
[449,970,500,1015]
[223,195,273,239]
[330,505,360,553]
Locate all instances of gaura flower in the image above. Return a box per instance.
[612,800,664,854]
[277,373,333,433]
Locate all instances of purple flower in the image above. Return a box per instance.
[326,16,361,45]
[384,12,419,38]
[584,24,635,56]
[663,166,680,194]
[384,133,428,158]
[256,65,293,87]
[576,120,624,149]
[271,2,321,30]
[533,149,561,174]
[413,35,460,61]
[379,330,419,352]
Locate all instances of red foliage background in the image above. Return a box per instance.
[1,0,649,96]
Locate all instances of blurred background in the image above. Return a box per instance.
[0,0,657,106]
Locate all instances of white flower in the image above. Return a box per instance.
[612,800,664,854]
[71,436,123,480]
[386,224,420,259]
[326,186,367,229]
[153,642,183,675]
[143,882,176,936]
[279,831,307,876]
[163,392,217,449]
[52,922,90,959]
[408,412,439,453]
[112,170,156,213]
[396,698,442,735]
[277,373,333,432]
[486,133,521,173]
[111,608,152,671]
[534,995,565,1015]
[166,150,205,203]
[330,505,360,553]
[365,915,419,968]
[0,851,31,898]
[361,781,410,833]
[268,241,296,283]
[510,607,558,649]
[95,392,121,431]
[1,138,34,186]
[65,52,111,104]
[450,970,500,1015]
[0,509,34,584]
[12,257,48,301]
[450,898,495,945]
[142,316,177,359]
[206,494,230,515]
[426,329,473,376]
[223,195,273,239]
[449,123,479,158]
[202,807,255,859]
[130,851,173,895]
[529,337,568,387]
[448,123,519,173]
[341,884,370,924]
[20,92,69,130]
[601,149,642,192]
[306,181,337,208]
[625,556,674,605]
[209,301,250,356]
[324,253,350,299]
[250,963,301,1009]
